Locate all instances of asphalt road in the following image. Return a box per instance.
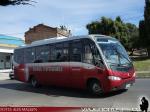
[0,78,149,111]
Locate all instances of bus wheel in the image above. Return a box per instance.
[30,76,39,88]
[88,80,102,95]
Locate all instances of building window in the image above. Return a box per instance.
[0,53,12,69]
[0,59,4,69]
[5,55,11,69]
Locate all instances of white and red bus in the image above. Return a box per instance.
[13,35,135,95]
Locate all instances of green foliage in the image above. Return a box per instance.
[139,20,147,47]
[0,0,36,6]
[86,16,139,50]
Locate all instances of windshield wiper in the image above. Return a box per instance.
[107,61,129,67]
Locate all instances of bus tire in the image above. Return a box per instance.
[88,80,102,95]
[30,76,40,88]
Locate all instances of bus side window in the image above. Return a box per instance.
[56,43,63,61]
[24,48,35,63]
[35,45,50,63]
[14,49,24,64]
[49,43,68,62]
[83,41,94,64]
[55,43,69,62]
[49,45,56,62]
[70,40,82,62]
[63,48,69,61]
[62,43,69,62]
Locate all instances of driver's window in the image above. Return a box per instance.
[90,43,104,67]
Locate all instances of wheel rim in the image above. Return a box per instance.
[92,83,102,93]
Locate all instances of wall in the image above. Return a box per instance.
[25,24,71,44]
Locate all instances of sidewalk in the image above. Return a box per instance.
[0,72,9,80]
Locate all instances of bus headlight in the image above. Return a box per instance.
[133,72,136,77]
[108,76,121,81]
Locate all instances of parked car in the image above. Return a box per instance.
[9,70,14,79]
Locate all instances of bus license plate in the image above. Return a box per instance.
[125,84,131,89]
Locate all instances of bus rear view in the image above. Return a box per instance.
[13,35,135,95]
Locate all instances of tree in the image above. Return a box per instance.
[126,23,139,55]
[116,16,123,23]
[86,16,139,50]
[0,0,36,6]
[139,0,150,57]
[139,20,146,47]
[86,17,117,36]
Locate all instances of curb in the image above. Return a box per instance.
[136,76,150,78]
[136,71,150,78]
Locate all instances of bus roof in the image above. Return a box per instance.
[15,34,113,50]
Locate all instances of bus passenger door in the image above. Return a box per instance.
[69,40,84,88]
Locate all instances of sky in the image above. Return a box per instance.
[0,0,145,39]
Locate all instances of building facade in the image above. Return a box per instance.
[25,24,71,44]
[0,35,24,72]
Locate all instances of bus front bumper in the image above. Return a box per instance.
[106,76,135,92]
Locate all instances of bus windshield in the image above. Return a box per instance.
[97,37,132,72]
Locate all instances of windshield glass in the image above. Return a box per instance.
[97,37,132,72]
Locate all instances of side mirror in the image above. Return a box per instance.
[95,58,105,68]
